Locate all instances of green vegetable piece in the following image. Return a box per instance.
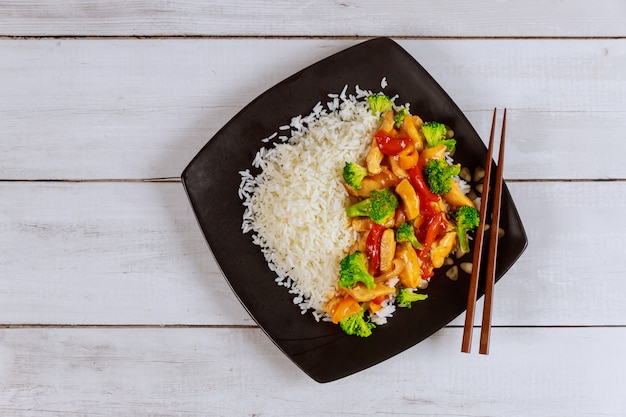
[394,108,408,129]
[395,221,423,249]
[421,121,456,152]
[367,93,393,116]
[452,205,480,254]
[396,288,428,308]
[339,308,375,337]
[342,162,368,190]
[346,188,399,225]
[338,252,375,290]
[423,159,461,195]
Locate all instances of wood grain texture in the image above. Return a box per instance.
[1,38,625,180]
[0,0,625,37]
[0,182,252,326]
[2,181,625,326]
[1,326,625,416]
[2,3,625,414]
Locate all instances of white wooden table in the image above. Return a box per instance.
[2,2,626,415]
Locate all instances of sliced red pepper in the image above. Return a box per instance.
[366,223,385,275]
[371,295,386,306]
[413,211,446,280]
[408,162,439,204]
[375,130,410,156]
[420,263,435,281]
[419,211,446,258]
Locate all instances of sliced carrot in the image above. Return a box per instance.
[331,295,362,324]
[368,295,387,314]
[397,145,419,170]
[368,302,382,314]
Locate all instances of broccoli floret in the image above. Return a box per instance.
[338,252,376,289]
[423,159,461,195]
[339,308,375,337]
[421,121,456,152]
[346,188,399,225]
[394,108,408,129]
[367,93,393,116]
[396,288,428,308]
[395,221,423,249]
[342,162,368,190]
[452,205,480,254]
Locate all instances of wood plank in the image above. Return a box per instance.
[0,182,254,326]
[1,38,626,180]
[2,181,625,326]
[1,326,625,416]
[0,0,625,37]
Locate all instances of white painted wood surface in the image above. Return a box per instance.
[1,0,625,37]
[2,2,626,416]
[2,327,625,416]
[0,39,626,179]
[2,38,626,180]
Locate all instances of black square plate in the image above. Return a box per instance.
[182,37,527,382]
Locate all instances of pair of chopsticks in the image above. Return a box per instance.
[461,108,506,355]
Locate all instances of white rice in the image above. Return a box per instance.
[239,85,384,319]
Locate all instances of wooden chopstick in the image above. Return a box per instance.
[479,108,506,354]
[461,108,497,353]
[461,108,507,354]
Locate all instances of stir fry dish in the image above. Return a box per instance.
[324,94,480,337]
